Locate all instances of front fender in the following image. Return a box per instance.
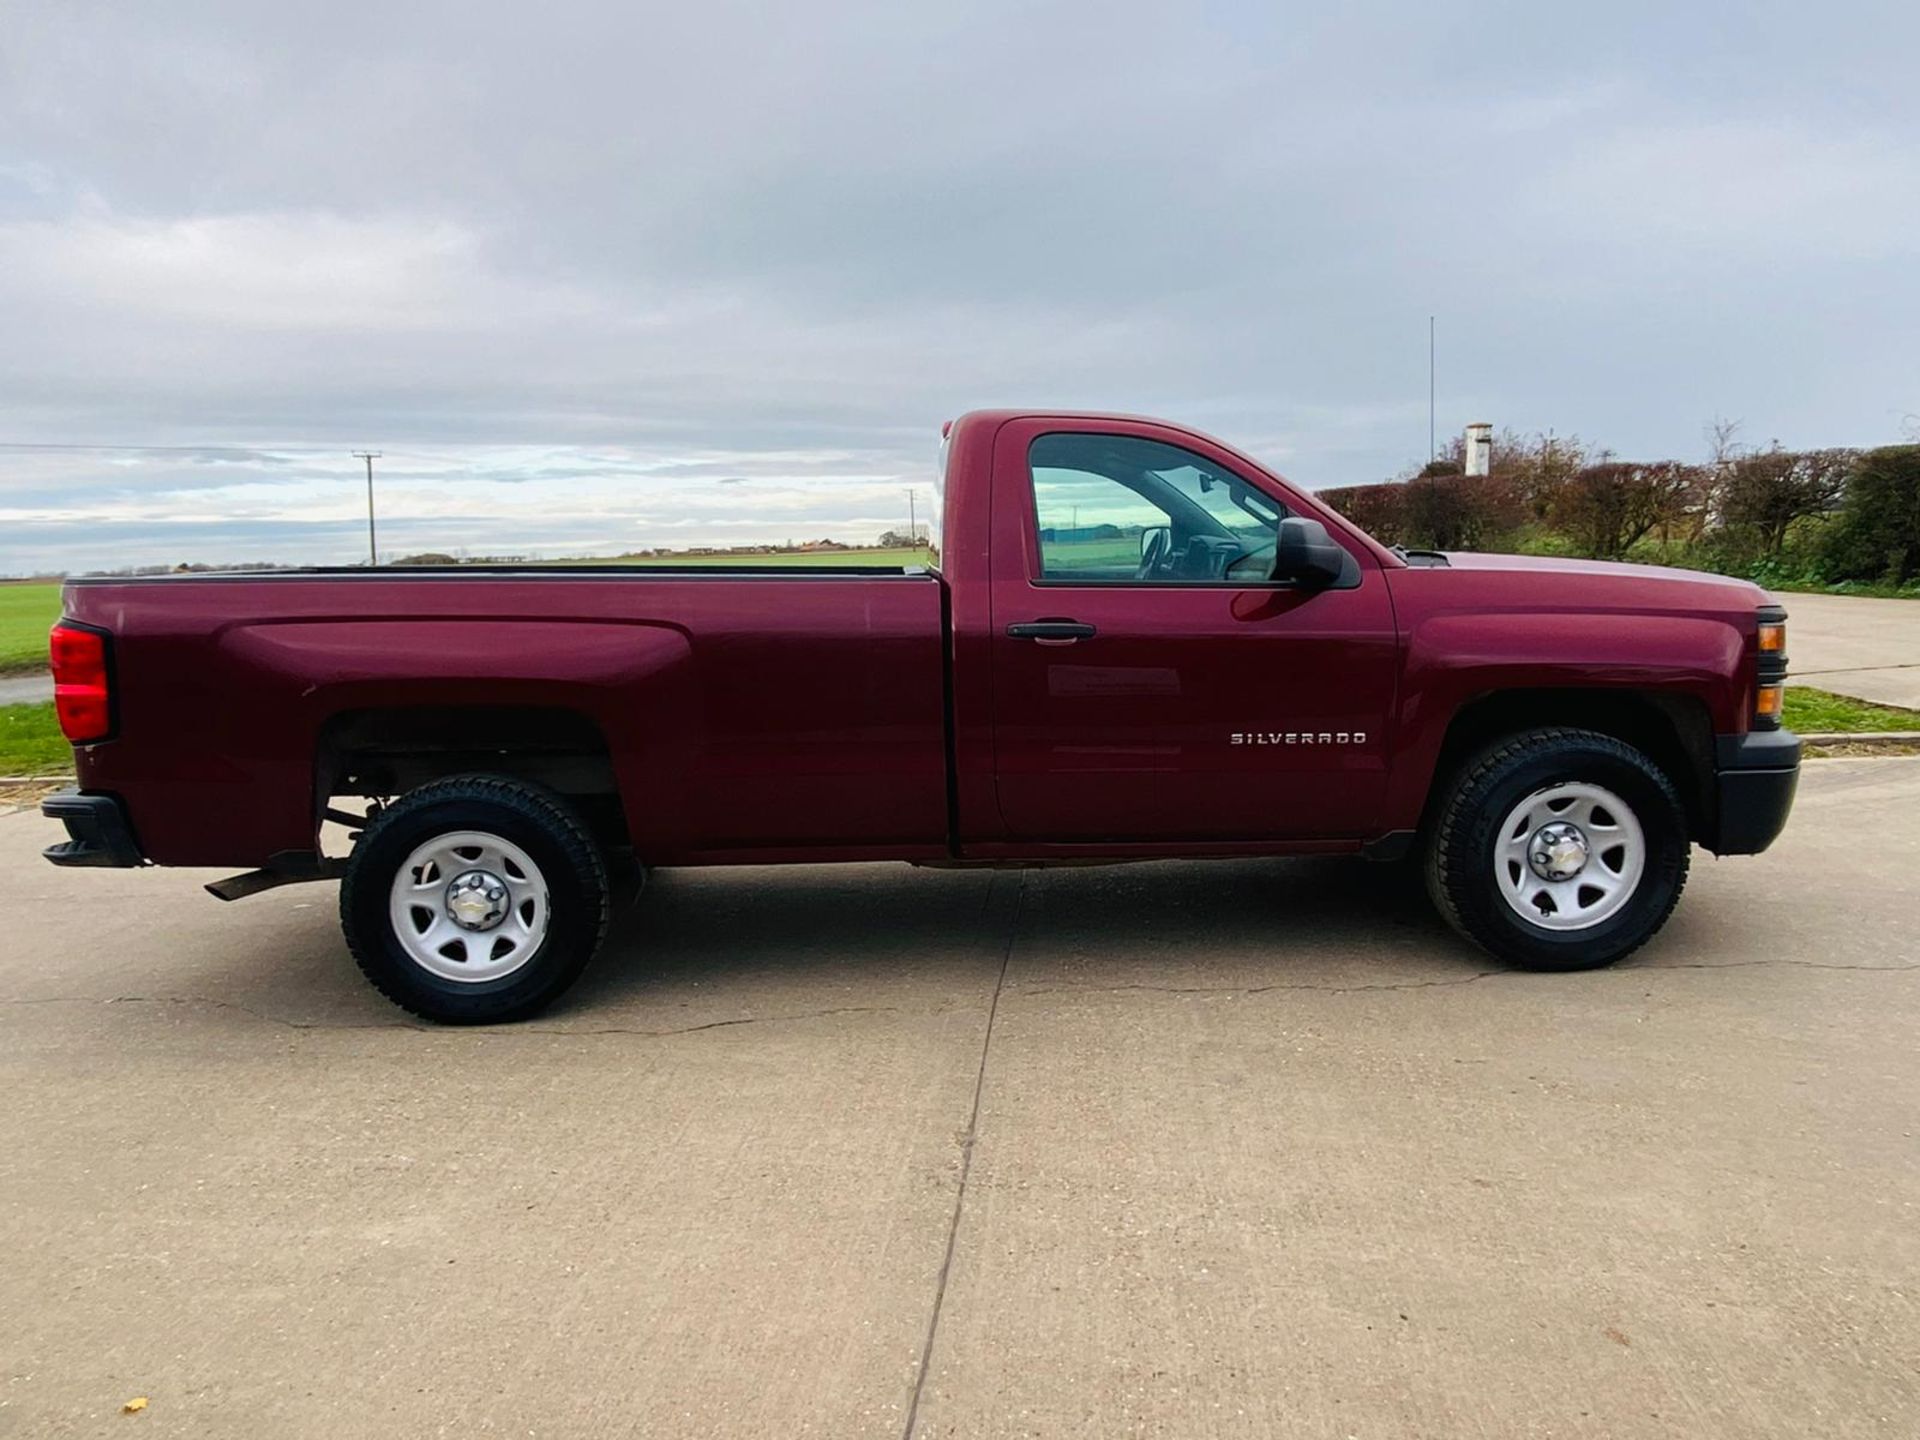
[1382,611,1747,829]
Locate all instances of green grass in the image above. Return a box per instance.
[0,583,61,677]
[1782,686,1920,734]
[0,702,70,776]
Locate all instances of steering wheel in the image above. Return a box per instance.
[1135,528,1171,580]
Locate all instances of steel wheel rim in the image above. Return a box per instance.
[386,830,549,983]
[1494,781,1645,932]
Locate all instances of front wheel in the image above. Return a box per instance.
[340,776,610,1023]
[1424,728,1690,971]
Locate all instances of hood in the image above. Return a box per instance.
[1431,550,1773,603]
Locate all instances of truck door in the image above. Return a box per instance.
[987,417,1398,843]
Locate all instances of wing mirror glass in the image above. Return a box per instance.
[1271,517,1345,587]
[1138,524,1170,561]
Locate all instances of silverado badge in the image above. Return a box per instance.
[1231,731,1367,745]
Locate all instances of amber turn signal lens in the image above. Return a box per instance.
[1758,622,1785,652]
[1755,684,1784,718]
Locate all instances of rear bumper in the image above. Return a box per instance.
[1710,730,1800,856]
[41,790,146,868]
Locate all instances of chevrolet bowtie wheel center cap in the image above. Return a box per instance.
[445,870,511,932]
[1527,822,1590,881]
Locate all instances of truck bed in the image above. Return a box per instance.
[61,569,953,867]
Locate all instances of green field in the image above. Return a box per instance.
[557,546,931,569]
[0,583,61,676]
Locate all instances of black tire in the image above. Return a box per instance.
[1424,728,1690,971]
[340,776,610,1023]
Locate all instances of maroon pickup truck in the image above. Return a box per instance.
[42,410,1799,1022]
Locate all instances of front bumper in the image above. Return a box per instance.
[41,790,146,868]
[1710,729,1801,855]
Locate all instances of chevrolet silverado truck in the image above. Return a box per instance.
[41,410,1800,1022]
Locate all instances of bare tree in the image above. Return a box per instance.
[1552,462,1702,560]
[1719,446,1857,555]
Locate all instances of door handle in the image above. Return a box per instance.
[1007,620,1097,642]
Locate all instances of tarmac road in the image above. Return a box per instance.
[2,758,1917,1437]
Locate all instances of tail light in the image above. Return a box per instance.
[49,621,114,744]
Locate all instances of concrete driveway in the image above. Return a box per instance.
[3,760,1918,1438]
[1778,592,1920,709]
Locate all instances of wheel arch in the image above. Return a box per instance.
[316,704,630,850]
[1420,688,1715,843]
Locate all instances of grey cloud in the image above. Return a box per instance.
[1,0,1917,573]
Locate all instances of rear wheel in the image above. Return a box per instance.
[341,776,609,1023]
[1424,728,1689,971]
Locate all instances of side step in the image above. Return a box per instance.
[206,853,346,902]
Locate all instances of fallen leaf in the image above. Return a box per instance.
[123,1396,149,1413]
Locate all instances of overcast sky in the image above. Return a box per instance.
[2,1,1916,574]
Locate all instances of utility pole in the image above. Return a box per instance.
[1428,315,1436,463]
[906,489,917,548]
[352,452,382,566]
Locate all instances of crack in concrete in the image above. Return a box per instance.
[0,992,923,1037]
[1015,971,1505,998]
[1638,959,1920,974]
[1011,957,1920,1000]
[1796,662,1920,675]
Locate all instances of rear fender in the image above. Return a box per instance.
[219,618,695,856]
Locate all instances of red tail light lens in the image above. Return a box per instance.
[49,622,113,744]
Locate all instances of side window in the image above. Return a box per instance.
[1029,433,1284,583]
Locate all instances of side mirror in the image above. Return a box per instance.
[1272,517,1345,587]
[1139,524,1170,562]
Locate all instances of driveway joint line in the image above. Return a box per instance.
[901,871,1023,1440]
